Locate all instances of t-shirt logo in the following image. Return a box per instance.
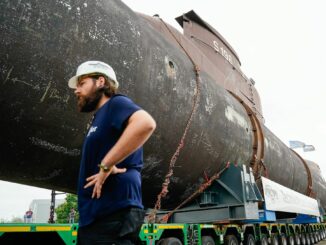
[87,126,98,137]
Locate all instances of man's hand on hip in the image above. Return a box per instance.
[84,166,127,199]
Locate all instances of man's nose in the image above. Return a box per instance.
[74,88,80,95]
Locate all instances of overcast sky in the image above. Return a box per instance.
[1,0,325,221]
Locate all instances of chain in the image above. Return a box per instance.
[147,18,201,223]
[158,163,229,223]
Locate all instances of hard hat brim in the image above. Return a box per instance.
[68,76,78,89]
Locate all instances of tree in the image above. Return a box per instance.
[55,193,79,223]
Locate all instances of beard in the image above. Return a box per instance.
[77,87,103,113]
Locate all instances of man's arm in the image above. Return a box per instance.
[101,109,156,168]
[84,109,156,198]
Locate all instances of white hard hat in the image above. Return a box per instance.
[68,61,119,89]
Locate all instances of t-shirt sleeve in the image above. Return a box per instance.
[110,95,142,131]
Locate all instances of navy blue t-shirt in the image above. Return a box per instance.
[77,94,143,227]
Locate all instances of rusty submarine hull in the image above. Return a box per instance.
[0,0,325,209]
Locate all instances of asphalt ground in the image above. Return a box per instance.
[319,240,326,245]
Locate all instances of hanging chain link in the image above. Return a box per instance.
[147,18,201,223]
[157,164,230,223]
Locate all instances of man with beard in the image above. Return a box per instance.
[68,60,156,244]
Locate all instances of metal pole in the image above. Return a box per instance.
[48,190,55,223]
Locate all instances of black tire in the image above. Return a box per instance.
[202,236,215,245]
[159,237,183,245]
[260,235,268,245]
[279,233,287,245]
[305,234,311,245]
[301,234,306,245]
[314,232,319,242]
[294,234,301,245]
[309,234,314,244]
[288,235,295,245]
[157,239,165,245]
[271,235,279,245]
[244,234,255,245]
[225,234,239,245]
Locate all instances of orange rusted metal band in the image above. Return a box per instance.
[147,18,202,223]
[229,91,266,179]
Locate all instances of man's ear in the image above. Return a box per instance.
[96,76,106,88]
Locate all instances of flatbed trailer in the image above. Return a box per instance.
[1,221,325,245]
[137,164,326,244]
[139,222,326,244]
[1,164,325,244]
[0,223,78,244]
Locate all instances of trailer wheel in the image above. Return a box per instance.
[225,234,239,245]
[158,237,182,245]
[271,234,279,245]
[305,234,311,245]
[202,236,215,245]
[244,234,255,245]
[259,235,268,245]
[300,234,306,245]
[309,234,314,244]
[279,234,287,245]
[287,235,295,245]
[294,234,301,245]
